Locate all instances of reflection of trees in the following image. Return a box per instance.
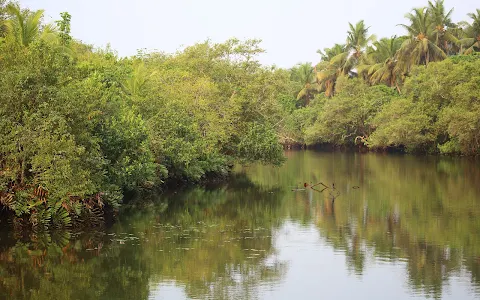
[244,151,480,299]
[0,230,140,300]
[129,173,287,299]
[1,153,480,299]
[0,173,287,300]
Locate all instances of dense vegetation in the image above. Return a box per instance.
[286,1,480,154]
[0,0,479,227]
[0,1,289,228]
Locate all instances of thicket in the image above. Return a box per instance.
[0,3,289,228]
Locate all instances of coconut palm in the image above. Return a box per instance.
[315,21,375,97]
[346,21,376,58]
[427,0,459,54]
[315,54,349,97]
[4,3,57,47]
[338,20,377,75]
[462,9,480,54]
[397,7,446,67]
[428,0,454,27]
[315,45,347,97]
[357,36,404,90]
[292,63,318,105]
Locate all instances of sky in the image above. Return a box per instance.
[19,0,480,68]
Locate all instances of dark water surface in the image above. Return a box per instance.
[1,151,480,300]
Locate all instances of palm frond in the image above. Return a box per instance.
[463,41,480,55]
[5,4,46,47]
[296,87,308,100]
[428,40,447,60]
[329,52,348,66]
[23,9,44,46]
[443,30,460,45]
[459,37,475,47]
[40,23,58,43]
[316,69,336,83]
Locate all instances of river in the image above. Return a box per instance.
[1,151,479,299]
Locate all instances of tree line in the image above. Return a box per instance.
[0,0,479,227]
[287,1,480,154]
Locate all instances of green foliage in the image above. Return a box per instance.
[136,39,290,179]
[0,4,291,227]
[55,12,71,45]
[290,62,316,105]
[0,38,159,228]
[301,56,480,155]
[368,98,435,151]
[281,101,322,145]
[147,100,228,181]
[404,58,480,154]
[237,122,285,165]
[304,77,395,146]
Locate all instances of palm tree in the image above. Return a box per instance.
[357,36,404,90]
[4,3,57,47]
[427,0,458,54]
[315,21,375,97]
[336,20,377,75]
[462,9,480,54]
[346,21,376,59]
[428,0,454,28]
[315,54,348,97]
[397,7,446,67]
[292,63,317,105]
[315,44,347,97]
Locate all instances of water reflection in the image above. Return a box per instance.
[243,151,480,299]
[0,173,287,300]
[0,151,479,299]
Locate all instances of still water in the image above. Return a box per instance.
[1,151,480,300]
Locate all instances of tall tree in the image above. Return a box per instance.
[428,0,454,29]
[55,12,72,46]
[315,21,375,97]
[346,20,376,60]
[315,56,348,97]
[427,0,458,54]
[397,7,446,67]
[462,9,480,54]
[357,36,404,90]
[337,20,377,75]
[292,63,317,105]
[315,44,347,97]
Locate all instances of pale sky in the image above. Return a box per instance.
[20,0,479,68]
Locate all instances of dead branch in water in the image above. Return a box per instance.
[293,181,360,203]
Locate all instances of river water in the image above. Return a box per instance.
[1,151,480,300]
